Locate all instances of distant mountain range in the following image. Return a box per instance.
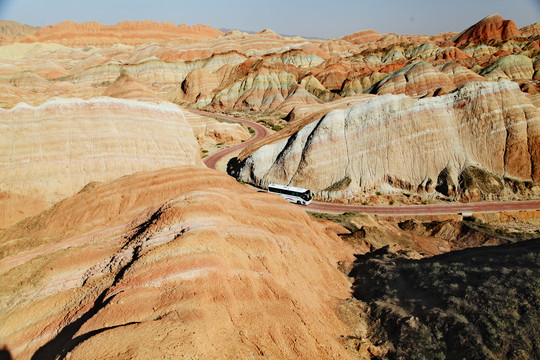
[220,27,324,39]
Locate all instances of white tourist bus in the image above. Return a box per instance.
[268,184,313,205]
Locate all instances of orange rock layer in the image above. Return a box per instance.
[19,20,223,46]
[454,14,521,46]
[0,166,355,359]
[0,15,538,113]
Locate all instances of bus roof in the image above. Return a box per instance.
[268,183,310,193]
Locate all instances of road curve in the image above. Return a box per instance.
[190,109,270,170]
[190,109,540,215]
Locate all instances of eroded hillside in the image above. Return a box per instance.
[0,167,356,359]
[1,14,540,360]
[0,15,538,111]
[3,16,536,202]
[0,98,203,229]
[233,80,540,202]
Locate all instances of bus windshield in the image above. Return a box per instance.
[301,190,312,201]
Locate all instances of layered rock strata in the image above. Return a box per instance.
[0,98,201,229]
[19,20,223,46]
[183,110,251,146]
[232,81,540,202]
[370,61,455,97]
[0,166,354,359]
[453,14,521,46]
[1,15,539,114]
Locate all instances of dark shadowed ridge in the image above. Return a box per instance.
[350,238,540,359]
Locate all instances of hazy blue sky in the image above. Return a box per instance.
[0,0,538,38]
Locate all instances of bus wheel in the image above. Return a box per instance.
[297,200,301,205]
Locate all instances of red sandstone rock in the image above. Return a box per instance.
[371,61,455,97]
[341,29,385,44]
[19,20,223,46]
[102,71,162,101]
[314,63,349,91]
[453,14,521,47]
[438,62,485,87]
[1,17,538,114]
[0,166,355,359]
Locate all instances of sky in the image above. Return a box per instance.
[0,0,539,39]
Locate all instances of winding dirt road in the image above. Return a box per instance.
[191,109,540,215]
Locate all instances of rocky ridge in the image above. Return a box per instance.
[0,98,202,229]
[232,80,540,202]
[0,15,537,113]
[453,14,522,46]
[19,20,223,46]
[0,166,355,359]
